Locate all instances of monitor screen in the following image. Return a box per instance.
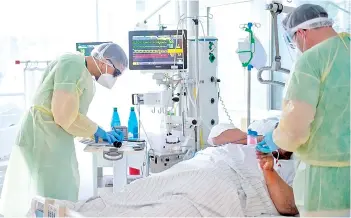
[76,42,111,56]
[129,30,187,70]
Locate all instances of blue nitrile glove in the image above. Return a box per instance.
[255,131,279,153]
[108,129,124,142]
[94,127,118,144]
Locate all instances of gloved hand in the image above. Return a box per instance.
[108,129,124,142]
[255,131,279,153]
[94,127,118,144]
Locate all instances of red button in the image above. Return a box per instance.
[129,167,140,175]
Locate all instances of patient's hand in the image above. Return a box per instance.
[256,151,274,171]
[257,135,264,143]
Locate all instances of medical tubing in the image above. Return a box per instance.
[247,68,251,128]
[218,86,233,124]
[174,15,215,148]
[176,17,198,126]
[134,106,153,176]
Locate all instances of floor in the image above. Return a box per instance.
[0,158,8,197]
[0,158,8,217]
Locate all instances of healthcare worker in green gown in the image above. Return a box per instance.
[256,4,350,217]
[0,43,128,217]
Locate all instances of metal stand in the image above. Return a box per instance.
[247,65,252,128]
[13,60,51,108]
[257,2,294,87]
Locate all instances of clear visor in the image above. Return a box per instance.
[106,59,122,77]
[283,32,296,49]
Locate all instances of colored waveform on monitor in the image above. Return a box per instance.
[132,39,172,45]
[133,48,183,54]
[133,54,170,58]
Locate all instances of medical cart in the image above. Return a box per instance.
[81,139,148,195]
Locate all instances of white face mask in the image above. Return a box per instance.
[93,57,117,89]
[97,73,117,89]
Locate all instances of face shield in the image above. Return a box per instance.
[282,4,334,55]
[283,32,297,50]
[106,59,122,77]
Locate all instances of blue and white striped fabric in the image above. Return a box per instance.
[58,144,283,217]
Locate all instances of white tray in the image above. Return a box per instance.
[80,138,146,153]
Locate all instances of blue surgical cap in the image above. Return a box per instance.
[91,43,128,71]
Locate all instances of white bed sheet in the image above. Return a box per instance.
[55,144,283,217]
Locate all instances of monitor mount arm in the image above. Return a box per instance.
[136,0,172,30]
[257,2,294,87]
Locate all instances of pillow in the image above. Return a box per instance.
[207,117,279,146]
[248,117,279,135]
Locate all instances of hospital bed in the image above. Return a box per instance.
[27,115,298,217]
[28,147,295,217]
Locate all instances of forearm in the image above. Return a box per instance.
[62,114,98,138]
[272,100,315,152]
[212,129,247,145]
[52,90,98,138]
[263,169,299,216]
[212,130,264,145]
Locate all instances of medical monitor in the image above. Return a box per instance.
[76,42,111,56]
[128,30,187,70]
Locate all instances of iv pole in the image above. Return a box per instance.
[13,60,51,108]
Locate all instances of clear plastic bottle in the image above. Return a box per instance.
[128,107,138,139]
[110,107,121,129]
[247,129,258,145]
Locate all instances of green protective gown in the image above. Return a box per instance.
[0,53,98,217]
[276,33,350,216]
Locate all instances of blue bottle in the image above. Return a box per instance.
[128,107,138,139]
[111,107,121,129]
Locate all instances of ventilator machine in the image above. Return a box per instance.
[129,27,220,173]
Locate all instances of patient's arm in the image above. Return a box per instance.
[212,129,247,145]
[212,129,264,145]
[257,151,298,215]
[263,169,299,216]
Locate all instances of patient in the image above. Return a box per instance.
[208,122,298,216]
[29,120,298,217]
[208,122,293,160]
